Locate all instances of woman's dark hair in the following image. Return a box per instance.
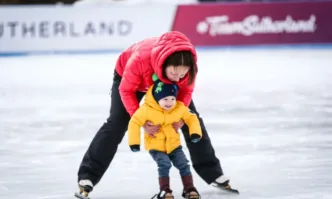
[162,51,197,85]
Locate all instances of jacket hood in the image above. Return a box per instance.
[150,31,197,85]
[145,86,163,111]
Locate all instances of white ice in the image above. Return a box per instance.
[0,48,332,199]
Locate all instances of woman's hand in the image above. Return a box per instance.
[172,119,185,131]
[143,121,160,138]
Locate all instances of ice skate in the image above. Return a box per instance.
[74,179,94,199]
[211,175,239,194]
[181,175,200,199]
[151,190,174,199]
[151,177,174,199]
[182,187,200,199]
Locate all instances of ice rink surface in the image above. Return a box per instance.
[0,48,332,199]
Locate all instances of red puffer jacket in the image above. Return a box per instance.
[116,31,198,117]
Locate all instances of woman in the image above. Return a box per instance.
[76,31,238,198]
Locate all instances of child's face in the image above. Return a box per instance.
[158,96,176,110]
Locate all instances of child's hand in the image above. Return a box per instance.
[130,145,140,152]
[190,134,201,143]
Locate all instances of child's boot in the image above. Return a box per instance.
[181,175,200,199]
[154,177,173,199]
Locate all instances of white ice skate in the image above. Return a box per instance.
[75,179,94,199]
[211,175,239,194]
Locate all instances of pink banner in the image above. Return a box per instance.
[172,1,332,46]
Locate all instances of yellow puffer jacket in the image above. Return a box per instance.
[128,86,202,154]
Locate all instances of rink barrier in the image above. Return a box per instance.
[1,1,332,57]
[1,44,332,57]
[0,5,177,55]
[172,0,332,46]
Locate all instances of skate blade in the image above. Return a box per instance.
[225,188,239,194]
[220,187,240,194]
[150,193,175,199]
[212,184,240,194]
[75,192,90,199]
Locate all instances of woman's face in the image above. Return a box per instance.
[165,65,189,82]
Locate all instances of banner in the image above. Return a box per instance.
[0,5,177,54]
[172,1,332,46]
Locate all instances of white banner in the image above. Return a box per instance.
[0,5,177,55]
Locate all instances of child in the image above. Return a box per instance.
[128,74,202,199]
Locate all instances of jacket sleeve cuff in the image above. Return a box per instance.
[190,134,201,143]
[130,145,140,152]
